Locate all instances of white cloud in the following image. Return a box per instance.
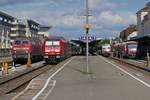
[0,0,138,38]
[92,10,137,27]
[89,0,117,10]
[98,11,123,24]
[59,15,83,27]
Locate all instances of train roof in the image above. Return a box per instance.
[122,41,137,44]
[46,36,65,39]
[45,36,66,41]
[13,37,41,41]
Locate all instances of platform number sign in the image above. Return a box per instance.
[79,36,96,41]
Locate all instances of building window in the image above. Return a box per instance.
[4,19,7,22]
[8,20,12,24]
[0,17,3,21]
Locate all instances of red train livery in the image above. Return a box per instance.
[44,37,72,63]
[113,41,138,58]
[12,38,43,63]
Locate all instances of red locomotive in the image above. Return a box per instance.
[43,37,72,63]
[113,41,138,58]
[12,37,43,63]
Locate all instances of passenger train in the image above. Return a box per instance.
[112,41,138,58]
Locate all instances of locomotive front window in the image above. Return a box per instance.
[128,44,137,49]
[53,41,60,46]
[45,41,60,46]
[45,41,53,46]
[22,41,29,44]
[15,40,21,45]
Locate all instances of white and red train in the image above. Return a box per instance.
[112,41,138,58]
[43,37,72,63]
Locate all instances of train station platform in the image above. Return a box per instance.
[0,61,45,98]
[11,56,150,100]
[0,61,44,81]
[111,57,150,71]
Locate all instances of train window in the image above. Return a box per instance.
[15,40,21,45]
[128,44,137,49]
[22,41,29,44]
[53,41,60,46]
[45,41,53,46]
[45,41,60,46]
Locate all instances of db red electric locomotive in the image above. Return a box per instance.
[44,37,72,63]
[12,38,43,63]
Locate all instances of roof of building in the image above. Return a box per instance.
[0,11,15,19]
[137,2,150,14]
[120,25,137,38]
[39,25,52,31]
[27,19,40,26]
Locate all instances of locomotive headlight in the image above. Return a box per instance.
[13,48,17,50]
[106,49,110,52]
[55,49,60,52]
[25,50,29,53]
[45,49,50,52]
[44,56,48,58]
[56,56,60,58]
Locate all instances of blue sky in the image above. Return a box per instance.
[0,0,149,39]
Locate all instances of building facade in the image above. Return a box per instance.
[10,19,40,40]
[11,19,26,39]
[137,2,150,37]
[0,11,51,48]
[0,11,14,48]
[38,25,51,38]
[135,2,150,57]
[26,20,40,38]
[119,25,137,42]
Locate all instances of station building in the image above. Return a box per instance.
[26,19,40,38]
[11,19,26,39]
[0,11,15,48]
[11,19,40,38]
[135,2,150,57]
[38,25,51,37]
[119,25,137,42]
[137,2,150,38]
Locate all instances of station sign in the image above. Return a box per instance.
[79,36,96,41]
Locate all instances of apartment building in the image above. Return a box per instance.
[0,11,15,48]
[137,2,150,37]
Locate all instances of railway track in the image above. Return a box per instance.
[109,56,150,76]
[0,62,55,96]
